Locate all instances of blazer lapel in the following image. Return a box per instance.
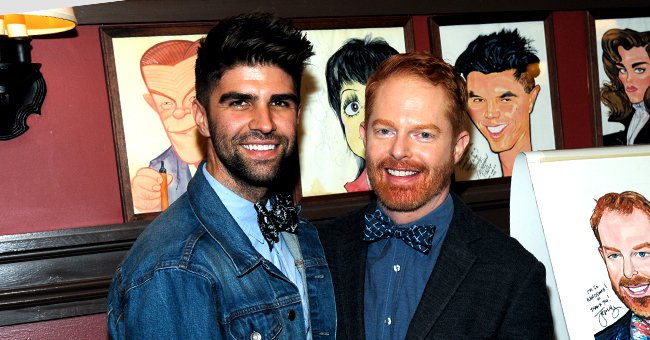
[406,196,478,339]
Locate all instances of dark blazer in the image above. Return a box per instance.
[603,111,650,146]
[317,193,553,339]
[594,310,632,340]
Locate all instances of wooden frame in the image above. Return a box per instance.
[587,9,650,146]
[293,16,414,199]
[429,13,563,182]
[100,23,215,222]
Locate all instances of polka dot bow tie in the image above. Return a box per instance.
[363,208,436,254]
[254,193,299,249]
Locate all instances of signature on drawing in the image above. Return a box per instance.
[457,144,499,179]
[587,283,623,327]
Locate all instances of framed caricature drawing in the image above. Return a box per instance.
[591,15,650,146]
[431,16,561,181]
[101,23,213,221]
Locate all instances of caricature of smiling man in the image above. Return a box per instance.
[591,191,650,339]
[455,29,541,177]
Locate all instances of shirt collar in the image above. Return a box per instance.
[201,164,267,245]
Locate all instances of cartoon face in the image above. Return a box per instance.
[466,69,539,154]
[340,81,366,159]
[617,45,650,105]
[142,56,203,164]
[598,208,650,318]
[362,74,468,216]
[194,65,299,188]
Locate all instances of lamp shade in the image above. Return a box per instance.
[3,7,77,37]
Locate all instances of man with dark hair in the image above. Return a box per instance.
[600,28,650,146]
[455,29,541,176]
[107,13,336,339]
[591,191,650,339]
[325,36,398,192]
[318,51,552,339]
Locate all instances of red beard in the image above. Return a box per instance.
[367,154,454,212]
[614,274,650,318]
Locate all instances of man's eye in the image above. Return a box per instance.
[470,98,484,103]
[608,253,621,259]
[230,100,248,107]
[160,102,174,110]
[344,101,361,116]
[638,252,648,258]
[420,132,432,139]
[271,100,288,107]
[378,128,391,135]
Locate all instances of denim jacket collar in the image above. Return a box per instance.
[187,163,266,277]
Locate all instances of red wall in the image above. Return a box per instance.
[0,314,106,340]
[0,25,123,235]
[0,12,595,338]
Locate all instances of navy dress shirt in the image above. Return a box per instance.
[364,194,453,340]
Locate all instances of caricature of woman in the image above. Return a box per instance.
[601,28,650,146]
[326,36,398,192]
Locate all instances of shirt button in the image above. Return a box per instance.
[250,331,262,340]
[393,264,401,272]
[288,310,296,321]
[386,317,392,325]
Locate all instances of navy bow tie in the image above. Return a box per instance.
[255,193,299,249]
[363,208,436,254]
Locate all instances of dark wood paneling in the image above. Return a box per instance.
[0,222,146,326]
[74,0,650,25]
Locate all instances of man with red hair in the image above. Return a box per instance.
[132,39,207,212]
[591,191,650,339]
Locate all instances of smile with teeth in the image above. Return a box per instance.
[387,169,417,177]
[625,284,650,296]
[243,144,276,151]
[486,124,507,134]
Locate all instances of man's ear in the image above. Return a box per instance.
[360,121,367,149]
[598,246,606,262]
[528,85,541,114]
[193,100,211,137]
[453,130,470,164]
[143,93,157,112]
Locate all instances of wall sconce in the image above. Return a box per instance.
[0,8,77,140]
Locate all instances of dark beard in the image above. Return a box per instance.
[367,152,454,212]
[209,120,293,188]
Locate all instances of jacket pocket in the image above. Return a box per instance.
[228,311,283,339]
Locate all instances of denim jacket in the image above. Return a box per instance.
[107,169,336,339]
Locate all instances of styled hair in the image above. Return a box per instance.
[600,28,650,121]
[365,51,470,137]
[140,39,200,86]
[590,191,650,245]
[325,36,398,131]
[194,13,314,108]
[455,29,540,93]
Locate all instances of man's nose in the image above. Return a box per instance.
[249,105,276,133]
[623,257,638,279]
[172,105,192,119]
[389,134,411,161]
[485,100,500,119]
